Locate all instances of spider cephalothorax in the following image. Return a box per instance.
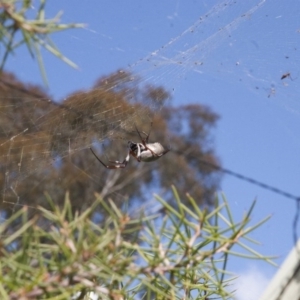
[90,123,170,169]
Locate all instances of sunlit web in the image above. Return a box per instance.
[1,0,300,216]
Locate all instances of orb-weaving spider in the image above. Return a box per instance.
[90,123,170,169]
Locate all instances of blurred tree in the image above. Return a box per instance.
[0,70,220,214]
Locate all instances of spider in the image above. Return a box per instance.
[90,123,170,169]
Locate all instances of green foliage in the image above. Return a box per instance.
[0,187,274,299]
[0,0,85,83]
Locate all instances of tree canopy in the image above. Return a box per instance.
[0,70,220,214]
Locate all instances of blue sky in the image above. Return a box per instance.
[5,0,300,298]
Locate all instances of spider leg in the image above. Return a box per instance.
[90,147,130,169]
[134,123,160,157]
[160,148,170,156]
[150,147,170,158]
[143,122,153,143]
[134,124,144,142]
[134,122,153,143]
[145,146,158,157]
[147,122,153,141]
[135,143,142,162]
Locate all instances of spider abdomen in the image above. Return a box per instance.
[140,142,166,162]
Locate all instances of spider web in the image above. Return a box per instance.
[1,0,300,214]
